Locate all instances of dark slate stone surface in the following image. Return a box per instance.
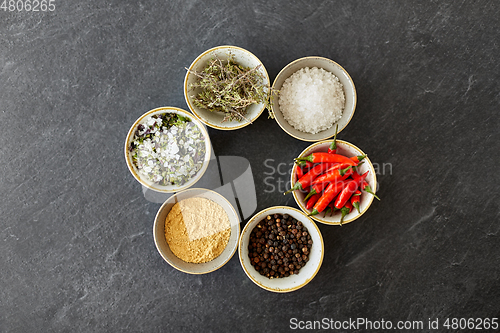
[1,1,499,332]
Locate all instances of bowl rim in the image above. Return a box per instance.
[184,45,270,131]
[153,188,241,274]
[238,205,324,292]
[291,140,377,225]
[124,106,211,193]
[271,56,357,142]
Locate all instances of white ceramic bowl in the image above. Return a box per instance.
[291,140,377,225]
[239,206,324,292]
[184,45,270,130]
[153,188,240,274]
[124,106,211,193]
[271,56,356,141]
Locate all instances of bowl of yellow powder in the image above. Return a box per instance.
[153,188,240,274]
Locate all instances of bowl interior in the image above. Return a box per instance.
[184,45,270,130]
[153,188,240,274]
[239,206,324,292]
[125,107,211,193]
[292,140,377,225]
[271,57,356,141]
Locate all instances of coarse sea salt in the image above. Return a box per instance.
[279,67,345,134]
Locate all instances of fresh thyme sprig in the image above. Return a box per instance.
[186,53,272,123]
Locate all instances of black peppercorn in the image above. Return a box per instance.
[248,213,313,279]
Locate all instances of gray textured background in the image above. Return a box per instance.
[1,0,499,332]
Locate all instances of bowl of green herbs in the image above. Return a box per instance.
[125,106,211,193]
[184,45,271,130]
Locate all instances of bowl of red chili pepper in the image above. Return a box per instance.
[287,138,379,226]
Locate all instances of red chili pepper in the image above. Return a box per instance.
[350,155,366,163]
[328,202,338,217]
[303,182,329,202]
[311,164,352,186]
[295,152,357,166]
[295,160,314,170]
[352,172,380,201]
[309,181,349,216]
[350,170,362,181]
[284,163,332,195]
[334,171,369,209]
[305,193,321,210]
[351,190,362,213]
[327,124,339,154]
[339,201,353,225]
[361,180,380,201]
[296,165,304,179]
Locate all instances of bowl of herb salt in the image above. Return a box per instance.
[125,106,211,193]
[184,45,270,130]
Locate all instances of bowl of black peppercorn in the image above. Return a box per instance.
[238,206,324,292]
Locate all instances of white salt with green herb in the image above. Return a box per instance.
[279,67,345,134]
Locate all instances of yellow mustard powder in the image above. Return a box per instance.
[164,197,231,263]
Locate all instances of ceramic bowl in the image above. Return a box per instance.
[271,56,356,141]
[124,106,211,193]
[184,45,270,130]
[239,206,324,292]
[153,188,240,274]
[292,140,377,225]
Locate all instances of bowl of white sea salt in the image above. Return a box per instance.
[125,106,211,193]
[271,57,357,141]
